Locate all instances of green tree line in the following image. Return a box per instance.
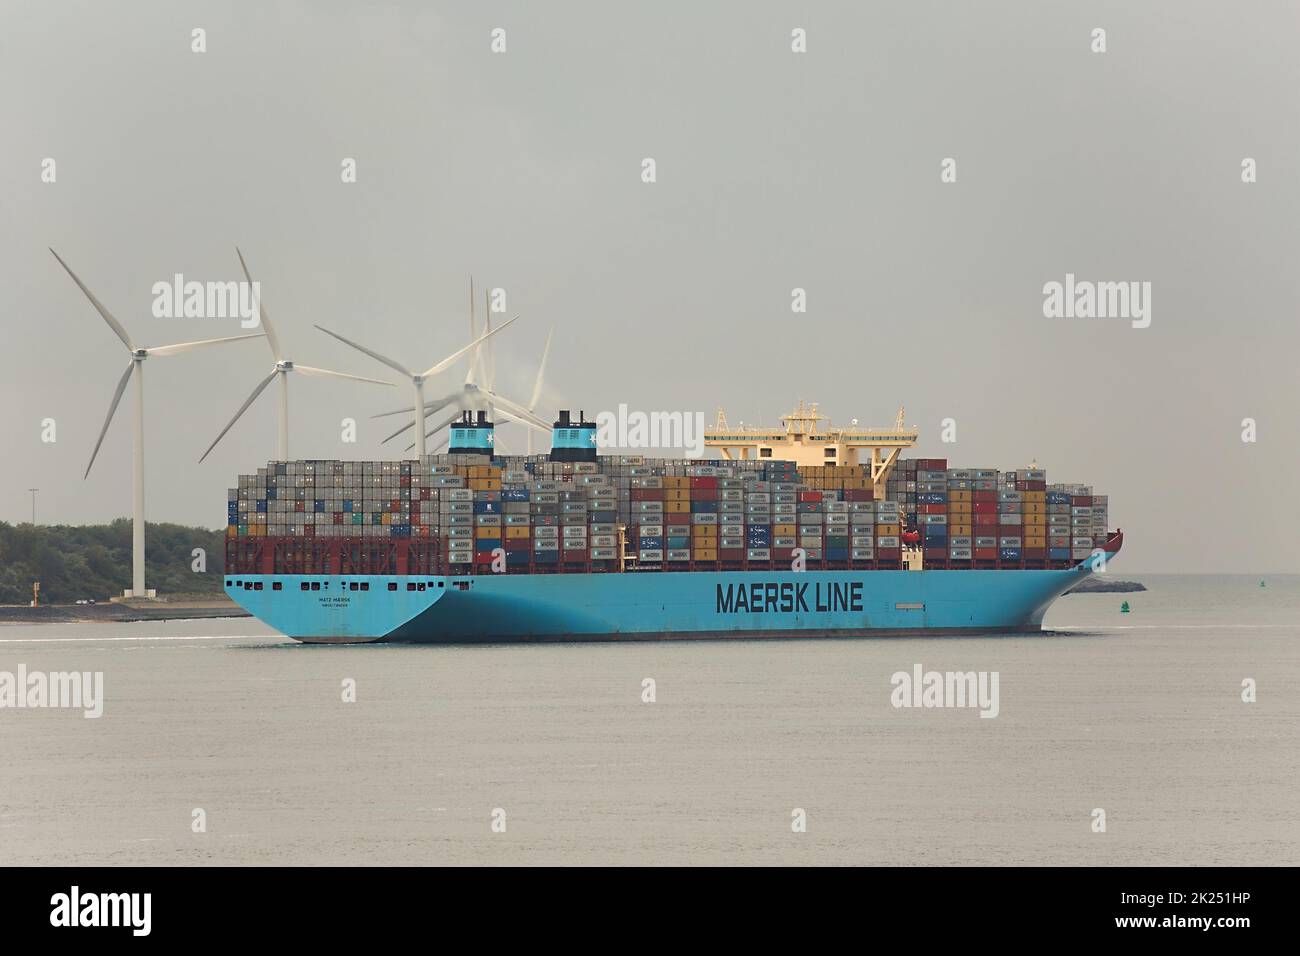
[0,520,227,604]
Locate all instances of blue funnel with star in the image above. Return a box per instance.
[550,409,597,462]
[449,409,495,457]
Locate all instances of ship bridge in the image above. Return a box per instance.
[705,400,918,495]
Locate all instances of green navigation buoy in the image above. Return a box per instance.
[1120,601,1130,614]
[1260,580,1266,588]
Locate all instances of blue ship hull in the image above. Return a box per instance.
[224,549,1117,644]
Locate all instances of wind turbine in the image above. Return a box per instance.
[314,314,517,457]
[50,249,265,597]
[382,299,554,453]
[525,325,555,456]
[197,248,396,463]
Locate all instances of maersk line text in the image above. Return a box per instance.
[716,581,864,614]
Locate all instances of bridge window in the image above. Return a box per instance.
[760,448,772,458]
[388,582,399,591]
[272,582,282,591]
[360,582,369,591]
[225,579,232,587]
[301,582,310,591]
[406,582,416,591]
[254,582,263,591]
[350,582,359,591]
[311,582,321,591]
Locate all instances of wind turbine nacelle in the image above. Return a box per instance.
[449,409,495,457]
[549,409,597,463]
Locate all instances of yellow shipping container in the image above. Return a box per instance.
[876,523,900,536]
[665,489,691,502]
[505,526,530,539]
[950,490,972,502]
[381,513,392,525]
[664,477,690,489]
[664,500,690,513]
[693,548,718,561]
[949,524,973,536]
[774,523,797,536]
[1023,490,1046,502]
[476,526,498,538]
[692,525,718,538]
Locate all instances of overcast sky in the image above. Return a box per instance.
[3,1,1297,573]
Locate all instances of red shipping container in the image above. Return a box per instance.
[690,489,718,501]
[690,477,718,489]
[303,525,315,537]
[332,513,343,524]
[665,513,691,525]
[399,476,410,487]
[562,550,587,562]
[504,539,530,552]
[419,487,431,500]
[920,504,947,515]
[1023,548,1047,559]
[923,548,947,559]
[974,548,997,559]
[719,548,744,560]
[917,458,948,470]
[798,491,823,502]
[876,548,902,559]
[844,488,874,501]
[631,488,664,501]
[973,502,998,514]
[1072,495,1093,506]
[295,501,306,512]
[473,551,495,564]
[973,490,997,502]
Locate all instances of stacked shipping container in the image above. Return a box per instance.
[226,456,1109,574]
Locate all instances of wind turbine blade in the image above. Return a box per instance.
[421,316,518,380]
[380,418,419,445]
[407,433,452,455]
[493,406,552,437]
[235,247,281,362]
[145,332,265,357]
[385,405,461,446]
[198,371,277,463]
[370,391,459,420]
[484,290,496,392]
[529,325,555,411]
[293,365,394,386]
[314,325,413,378]
[49,249,134,352]
[466,276,480,387]
[480,388,552,432]
[84,361,135,478]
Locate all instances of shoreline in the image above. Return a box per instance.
[0,598,249,625]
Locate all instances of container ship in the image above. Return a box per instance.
[222,404,1121,643]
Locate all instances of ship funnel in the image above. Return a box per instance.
[549,408,597,462]
[449,408,495,457]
